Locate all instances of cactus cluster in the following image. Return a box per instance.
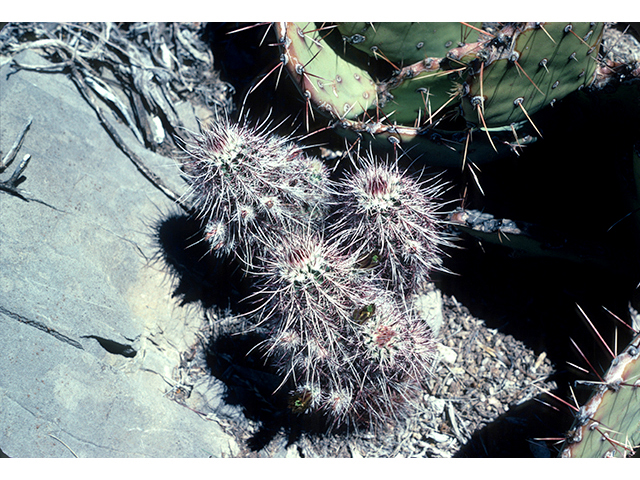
[265,21,640,454]
[275,22,606,165]
[329,155,446,294]
[180,119,332,259]
[179,115,450,429]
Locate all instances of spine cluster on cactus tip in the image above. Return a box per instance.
[330,154,450,294]
[179,115,333,261]
[178,115,450,431]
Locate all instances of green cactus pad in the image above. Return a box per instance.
[277,22,606,166]
[276,22,377,120]
[561,331,640,457]
[375,59,466,126]
[337,22,483,66]
[462,23,604,128]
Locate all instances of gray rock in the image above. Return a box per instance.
[412,283,444,337]
[0,50,240,457]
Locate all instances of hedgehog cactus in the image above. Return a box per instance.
[272,286,436,428]
[180,116,334,260]
[275,22,605,165]
[179,116,448,430]
[329,154,449,294]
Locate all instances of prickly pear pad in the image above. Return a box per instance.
[337,22,483,66]
[277,22,377,120]
[463,23,604,128]
[561,332,640,457]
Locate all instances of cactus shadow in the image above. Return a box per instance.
[205,329,343,452]
[433,89,640,455]
[435,238,636,456]
[152,212,250,311]
[454,393,569,458]
[153,212,348,452]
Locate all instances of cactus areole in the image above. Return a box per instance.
[276,22,604,165]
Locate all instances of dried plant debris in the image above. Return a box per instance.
[0,22,234,211]
[426,295,555,446]
[170,291,556,457]
[0,116,33,199]
[602,23,640,65]
[0,22,233,154]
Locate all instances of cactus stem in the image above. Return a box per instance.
[561,322,640,456]
[577,303,616,359]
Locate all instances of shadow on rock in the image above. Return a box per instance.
[152,212,251,311]
[153,211,345,452]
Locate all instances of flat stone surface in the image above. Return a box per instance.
[0,50,239,457]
